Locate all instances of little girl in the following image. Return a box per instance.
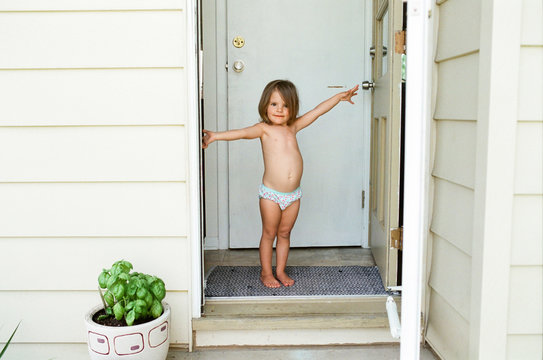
[202,80,358,288]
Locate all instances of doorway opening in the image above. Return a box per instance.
[200,0,405,300]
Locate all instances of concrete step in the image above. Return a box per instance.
[203,295,400,317]
[193,296,401,347]
[193,313,389,331]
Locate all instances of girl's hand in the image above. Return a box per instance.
[338,85,359,104]
[202,129,216,149]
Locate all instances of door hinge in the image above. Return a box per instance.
[362,190,366,209]
[395,30,406,54]
[390,227,403,249]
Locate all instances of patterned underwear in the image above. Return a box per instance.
[258,184,302,210]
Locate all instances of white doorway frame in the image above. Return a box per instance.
[188,0,434,358]
[401,0,433,358]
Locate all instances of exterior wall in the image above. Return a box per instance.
[427,0,542,359]
[426,0,480,358]
[0,0,194,355]
[507,0,543,356]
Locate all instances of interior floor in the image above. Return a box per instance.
[204,247,376,275]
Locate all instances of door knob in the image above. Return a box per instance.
[233,60,245,73]
[362,81,375,90]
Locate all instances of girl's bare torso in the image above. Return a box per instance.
[260,123,303,193]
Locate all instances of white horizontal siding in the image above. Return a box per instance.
[0,69,187,126]
[0,237,190,290]
[432,120,476,189]
[0,11,185,69]
[430,178,473,255]
[434,53,479,121]
[507,266,543,334]
[521,0,543,45]
[428,3,481,354]
[0,126,186,181]
[4,344,90,360]
[428,234,471,320]
[518,48,543,121]
[435,0,480,61]
[0,182,187,236]
[0,2,194,352]
[0,291,189,343]
[511,195,543,265]
[505,0,543,357]
[507,335,543,360]
[0,0,184,11]
[514,122,543,194]
[426,289,469,360]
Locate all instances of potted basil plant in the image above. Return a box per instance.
[84,260,170,360]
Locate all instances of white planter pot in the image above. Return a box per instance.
[84,302,170,360]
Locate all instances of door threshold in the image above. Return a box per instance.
[205,294,394,301]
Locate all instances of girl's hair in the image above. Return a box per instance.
[258,80,299,125]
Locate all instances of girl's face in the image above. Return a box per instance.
[266,90,290,125]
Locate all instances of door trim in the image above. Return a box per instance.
[187,0,203,324]
[400,0,433,357]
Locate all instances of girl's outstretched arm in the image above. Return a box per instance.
[202,123,264,149]
[293,85,359,132]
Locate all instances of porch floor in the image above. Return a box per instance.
[168,345,439,359]
[204,247,376,275]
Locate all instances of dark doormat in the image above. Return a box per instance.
[204,266,388,297]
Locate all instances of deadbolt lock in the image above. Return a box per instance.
[233,36,245,48]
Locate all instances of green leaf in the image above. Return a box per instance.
[146,275,157,285]
[133,277,144,289]
[111,282,126,299]
[136,286,148,300]
[144,292,153,307]
[104,291,114,307]
[113,302,125,320]
[121,260,133,271]
[126,309,136,326]
[140,308,148,318]
[150,280,166,301]
[134,299,146,317]
[97,314,110,321]
[105,307,113,316]
[127,281,138,297]
[126,300,136,311]
[118,273,130,281]
[98,271,110,289]
[112,260,132,275]
[111,265,120,276]
[151,299,163,318]
[0,322,20,358]
[106,274,118,288]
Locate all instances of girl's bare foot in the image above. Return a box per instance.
[260,273,281,288]
[276,272,295,287]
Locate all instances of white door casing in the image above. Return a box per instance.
[369,0,402,288]
[227,0,369,248]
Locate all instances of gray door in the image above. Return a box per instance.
[369,0,402,287]
[227,0,368,248]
